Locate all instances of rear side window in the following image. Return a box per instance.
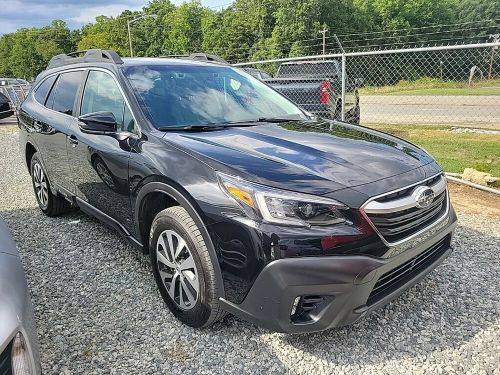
[51,71,84,116]
[34,75,57,105]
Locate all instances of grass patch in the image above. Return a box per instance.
[365,124,500,176]
[360,77,500,96]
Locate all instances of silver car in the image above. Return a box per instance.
[0,219,41,374]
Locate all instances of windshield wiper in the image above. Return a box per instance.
[157,118,302,132]
[255,117,301,123]
[157,125,228,132]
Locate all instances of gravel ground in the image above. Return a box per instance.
[0,128,499,374]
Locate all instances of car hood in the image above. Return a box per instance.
[163,120,436,196]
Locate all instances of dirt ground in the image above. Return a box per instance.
[448,182,500,218]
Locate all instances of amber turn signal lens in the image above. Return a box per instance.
[227,186,255,207]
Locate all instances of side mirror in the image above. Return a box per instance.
[78,112,117,133]
[354,78,365,88]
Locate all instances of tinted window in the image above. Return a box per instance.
[277,61,339,78]
[81,70,134,132]
[123,64,306,128]
[52,71,84,116]
[34,75,57,105]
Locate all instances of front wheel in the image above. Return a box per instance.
[30,153,71,216]
[149,206,225,328]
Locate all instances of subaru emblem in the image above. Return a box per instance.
[413,186,435,209]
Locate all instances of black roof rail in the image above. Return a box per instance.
[160,53,228,64]
[46,49,124,70]
[187,53,228,64]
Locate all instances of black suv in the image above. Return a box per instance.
[18,50,457,333]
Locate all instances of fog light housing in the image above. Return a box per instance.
[290,296,301,316]
[11,332,33,375]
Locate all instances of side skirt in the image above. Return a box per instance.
[55,187,144,251]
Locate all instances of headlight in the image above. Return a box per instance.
[218,172,348,227]
[11,332,33,375]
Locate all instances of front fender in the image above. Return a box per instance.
[134,181,226,297]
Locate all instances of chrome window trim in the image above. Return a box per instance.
[361,173,450,247]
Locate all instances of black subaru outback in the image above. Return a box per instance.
[18,50,457,333]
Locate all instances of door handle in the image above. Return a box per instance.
[68,135,79,147]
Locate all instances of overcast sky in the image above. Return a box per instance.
[0,0,231,35]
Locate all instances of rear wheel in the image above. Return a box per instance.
[30,153,71,216]
[150,206,225,327]
[351,105,361,124]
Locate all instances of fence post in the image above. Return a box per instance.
[341,54,346,121]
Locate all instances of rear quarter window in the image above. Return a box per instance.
[50,71,85,116]
[34,75,57,105]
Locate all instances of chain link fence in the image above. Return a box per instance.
[234,42,500,128]
[0,84,31,109]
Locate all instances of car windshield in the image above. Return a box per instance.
[123,63,307,128]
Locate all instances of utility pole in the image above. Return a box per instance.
[488,34,499,80]
[319,28,328,57]
[127,14,158,57]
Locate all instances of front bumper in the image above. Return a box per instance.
[220,207,457,333]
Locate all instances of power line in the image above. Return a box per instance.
[334,19,500,38]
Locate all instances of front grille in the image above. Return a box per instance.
[0,340,12,375]
[367,236,449,305]
[364,175,448,243]
[368,190,447,243]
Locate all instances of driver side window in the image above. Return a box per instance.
[81,70,136,133]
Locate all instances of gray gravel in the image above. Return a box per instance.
[0,127,499,374]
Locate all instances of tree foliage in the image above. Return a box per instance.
[0,0,497,78]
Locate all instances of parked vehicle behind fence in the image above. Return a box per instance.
[18,49,457,333]
[243,67,272,80]
[0,92,14,120]
[0,219,41,375]
[264,60,361,123]
[0,79,32,114]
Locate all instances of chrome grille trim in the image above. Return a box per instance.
[361,173,450,246]
[363,175,446,214]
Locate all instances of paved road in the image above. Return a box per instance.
[360,95,500,128]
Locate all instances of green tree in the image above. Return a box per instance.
[454,0,500,23]
[268,0,322,57]
[163,0,205,54]
[140,0,176,56]
[0,34,14,76]
[4,21,75,79]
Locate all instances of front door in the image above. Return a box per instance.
[67,69,138,233]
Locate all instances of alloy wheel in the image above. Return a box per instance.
[156,230,200,310]
[33,163,48,209]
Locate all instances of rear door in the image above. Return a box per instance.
[67,69,138,233]
[21,71,85,193]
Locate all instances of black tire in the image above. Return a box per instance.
[351,105,361,125]
[150,206,225,328]
[30,153,71,216]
